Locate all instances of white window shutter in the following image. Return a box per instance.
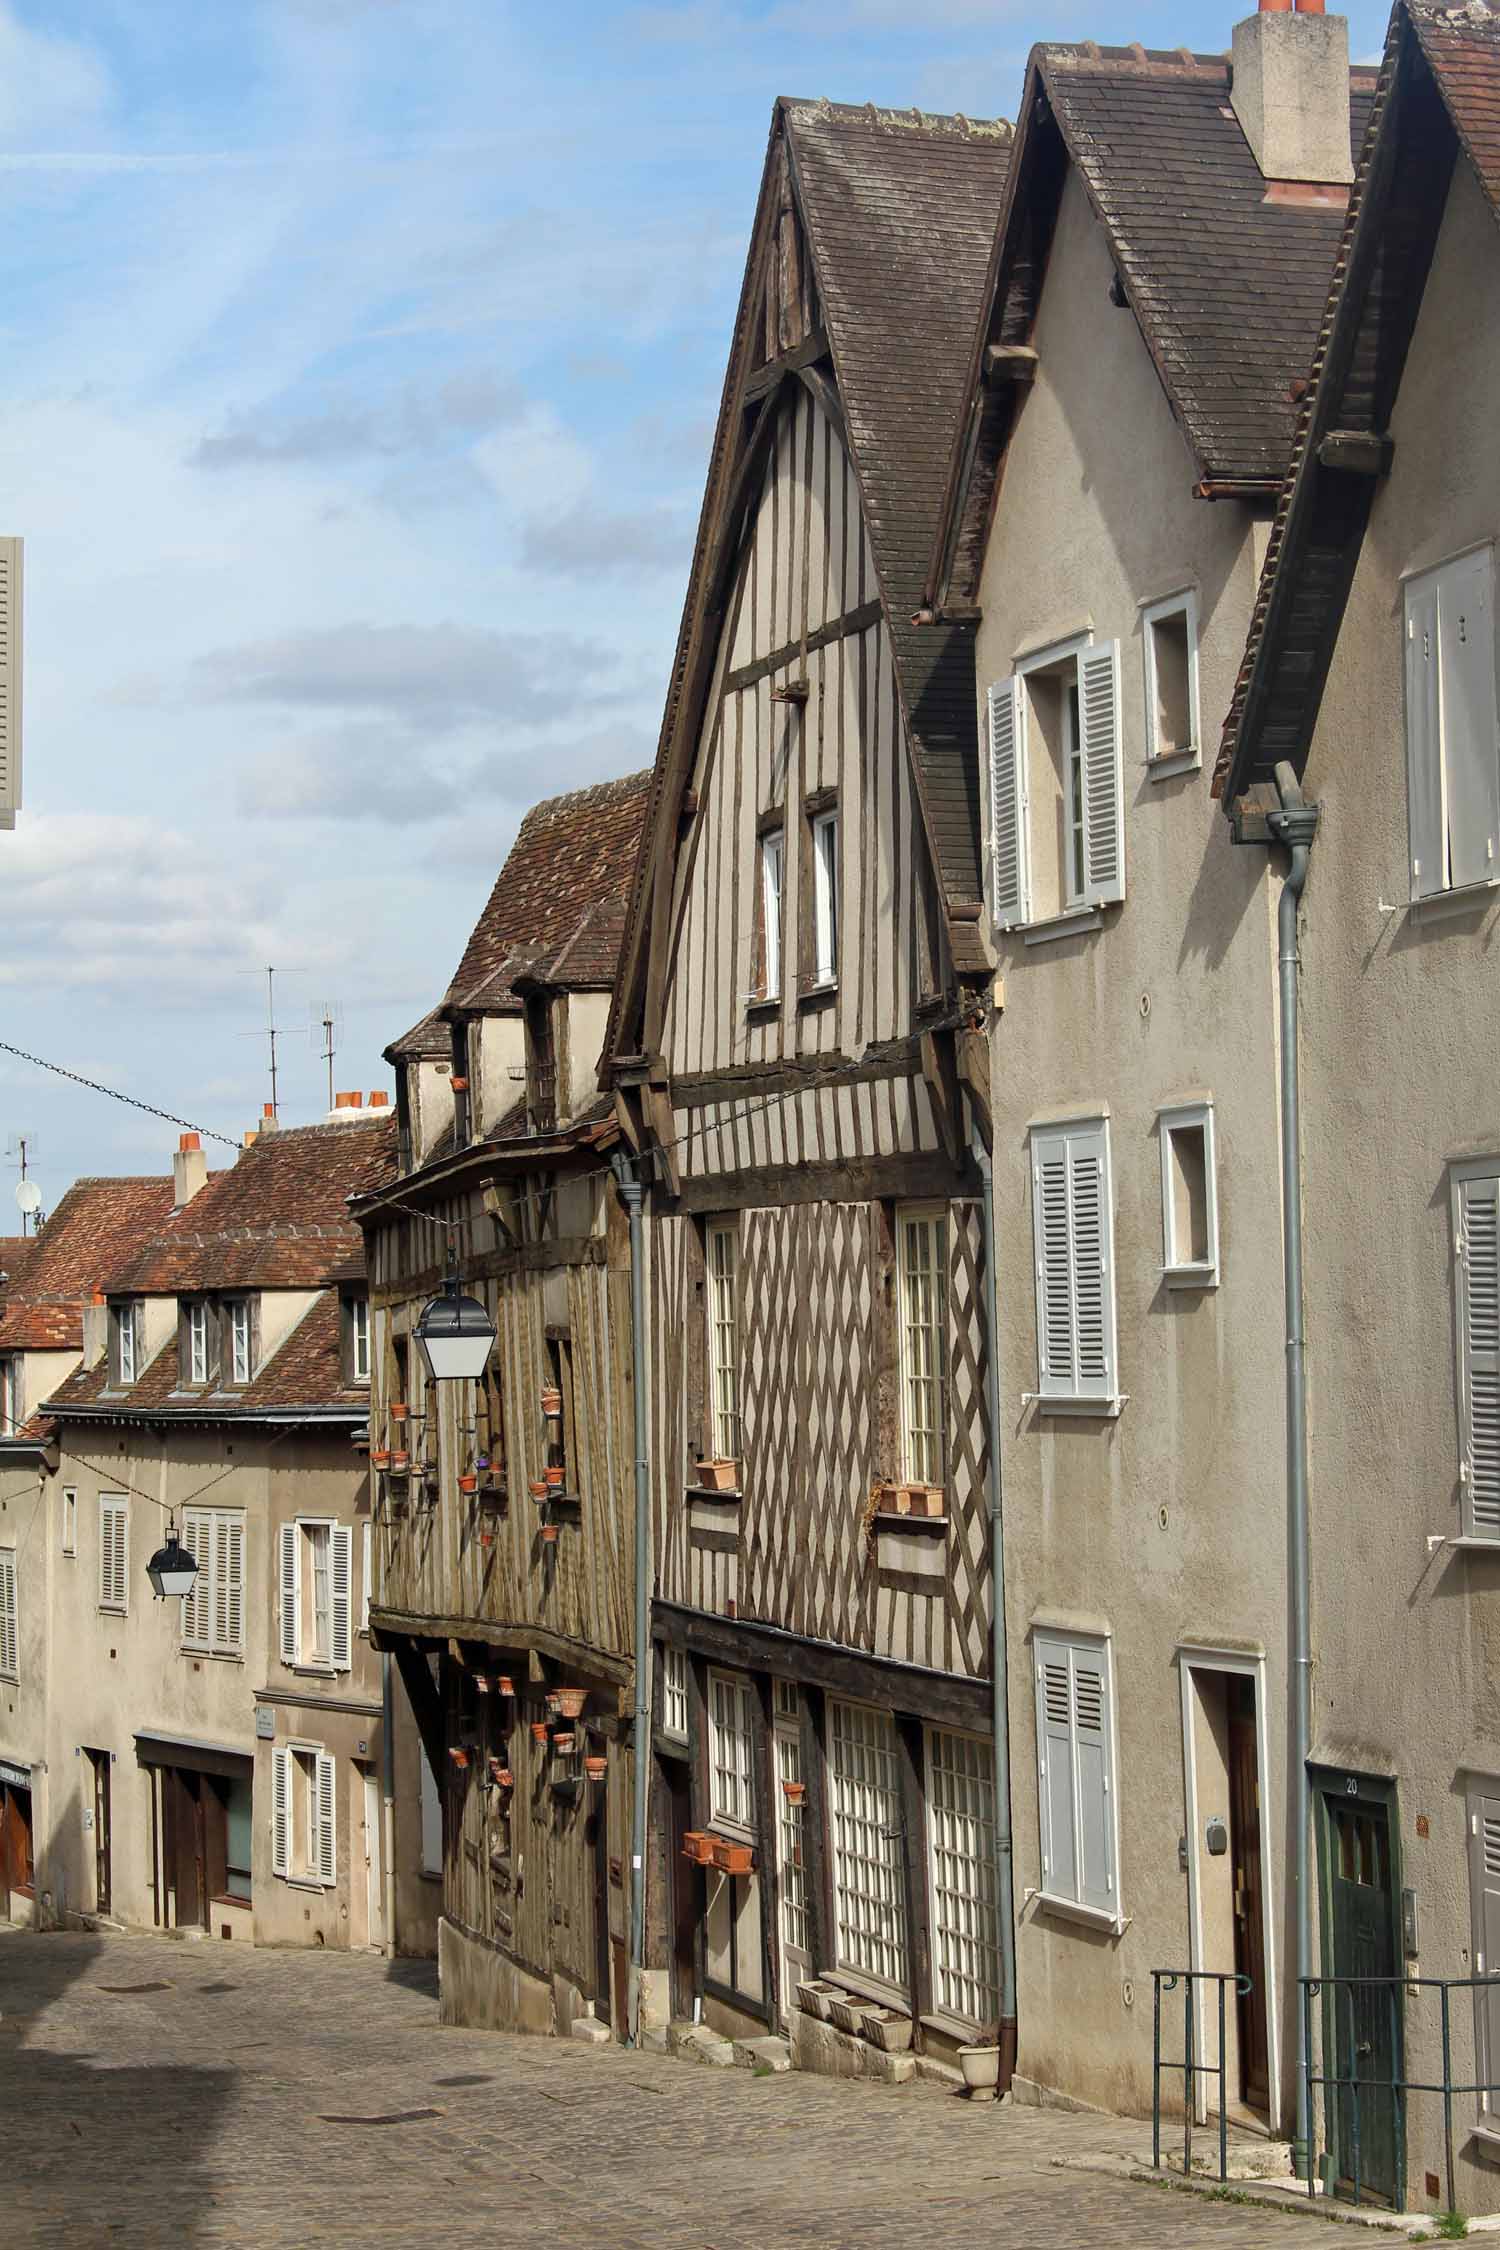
[213,1514,231,1651]
[987,678,1029,927]
[1458,1172,1500,1537]
[0,1551,17,1678]
[1069,1124,1116,1401]
[271,1746,290,1877]
[1471,1796,1500,2101]
[1440,548,1500,893]
[316,1752,337,1886]
[1406,577,1444,899]
[225,1517,244,1651]
[182,1510,205,1646]
[1072,1649,1116,1913]
[1034,1636,1076,1896]
[279,1522,300,1665]
[331,1526,353,1672]
[1078,641,1125,907]
[1031,1128,1075,1396]
[0,537,22,831]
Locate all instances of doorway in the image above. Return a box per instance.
[0,1778,33,1911]
[362,1768,384,1952]
[665,1757,697,2019]
[1180,1652,1276,2125]
[86,1749,112,1917]
[1316,1775,1402,2206]
[773,1716,812,2026]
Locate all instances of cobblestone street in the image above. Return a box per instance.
[0,1928,1349,2248]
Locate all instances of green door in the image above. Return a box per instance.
[1320,1782,1402,2206]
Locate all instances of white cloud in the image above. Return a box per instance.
[0,6,110,145]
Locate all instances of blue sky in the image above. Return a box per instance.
[0,0,1391,1216]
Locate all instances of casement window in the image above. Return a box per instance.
[1030,1116,1119,1408]
[113,1301,142,1388]
[0,1548,16,1681]
[98,1495,128,1613]
[753,826,785,1002]
[1454,1162,1500,1539]
[279,1518,353,1672]
[708,1669,756,1835]
[706,1220,740,1462]
[227,1299,252,1387]
[828,1699,908,1991]
[926,1727,1001,2026]
[350,1296,370,1386]
[897,1207,948,1487]
[1406,546,1500,901]
[1469,1786,1500,2116]
[179,1507,245,1657]
[810,806,839,986]
[272,1741,336,1888]
[61,1487,76,1556]
[661,1642,689,1743]
[987,636,1124,931]
[1158,1102,1219,1287]
[186,1300,209,1385]
[1033,1629,1121,1923]
[0,1355,19,1435]
[1141,591,1201,772]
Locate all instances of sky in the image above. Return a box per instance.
[0,0,1392,1219]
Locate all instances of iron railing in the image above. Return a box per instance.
[1151,1968,1253,2183]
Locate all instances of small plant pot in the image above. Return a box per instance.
[694,1458,739,1493]
[474,1673,491,1695]
[554,1688,587,1720]
[540,1523,560,1546]
[860,2007,914,2054]
[681,1831,713,1865]
[492,1766,514,1790]
[479,1532,494,1550]
[544,1464,565,1490]
[711,1836,754,1876]
[545,1690,562,1715]
[370,1447,391,1470]
[390,1451,409,1474]
[781,1779,806,1805]
[529,1479,549,1501]
[448,1747,470,1771]
[957,2044,1002,2097]
[390,1402,408,1424]
[497,1676,516,1698]
[540,1385,562,1417]
[551,1732,576,1757]
[797,1979,837,2021]
[450,1075,469,1092]
[902,1483,945,1519]
[458,1472,479,1496]
[531,1721,550,1746]
[584,1756,606,1783]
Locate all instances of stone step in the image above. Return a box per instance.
[569,2012,611,2046]
[733,2034,791,2073]
[667,2020,734,2068]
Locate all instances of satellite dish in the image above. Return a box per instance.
[15,1181,40,1215]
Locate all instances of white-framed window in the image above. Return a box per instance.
[1029,1115,1119,1409]
[279,1518,353,1672]
[987,633,1124,931]
[811,808,839,985]
[1454,1161,1500,1540]
[0,1355,20,1435]
[1032,1628,1121,1924]
[772,1676,799,1722]
[1406,545,1500,902]
[897,1206,947,1487]
[661,1642,689,1743]
[1158,1101,1219,1286]
[1141,589,1201,772]
[706,1220,740,1461]
[180,1507,245,1657]
[228,1299,252,1387]
[828,1699,908,1991]
[1468,1782,1500,2116]
[61,1487,76,1556]
[272,1741,336,1887]
[351,1296,370,1386]
[98,1494,128,1613]
[187,1299,208,1385]
[926,1727,1001,2027]
[114,1301,141,1388]
[756,827,785,1002]
[708,1668,756,1835]
[0,1547,16,1681]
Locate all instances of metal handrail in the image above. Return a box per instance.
[1152,1969,1253,2183]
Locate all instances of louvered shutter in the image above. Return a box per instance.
[0,1550,17,1678]
[212,1514,231,1652]
[1078,641,1125,907]
[117,1504,129,1611]
[1032,1128,1076,1396]
[1472,1795,1500,2110]
[279,1523,300,1665]
[1069,1126,1115,1400]
[331,1526,353,1672]
[0,537,22,831]
[271,1746,289,1877]
[181,1509,207,1648]
[224,1517,244,1651]
[1458,1171,1500,1537]
[1072,1648,1117,1913]
[1034,1635,1076,1899]
[1406,577,1444,899]
[987,678,1030,927]
[1440,548,1500,894]
[316,1752,337,1886]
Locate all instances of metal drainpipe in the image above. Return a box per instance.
[611,1154,652,2048]
[1268,760,1320,2178]
[971,1116,1018,2085]
[381,1650,397,1958]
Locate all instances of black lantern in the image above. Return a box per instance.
[147,1525,199,1602]
[415,1272,495,1384]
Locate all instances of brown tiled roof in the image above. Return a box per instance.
[50,1289,367,1417]
[0,1237,32,1280]
[1413,0,1500,214]
[0,1177,176,1351]
[385,1006,449,1064]
[444,773,652,1014]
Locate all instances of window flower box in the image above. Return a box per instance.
[828,1994,866,2036]
[694,1458,739,1494]
[710,1835,755,1877]
[681,1831,714,1866]
[859,2007,913,2053]
[798,1980,838,2020]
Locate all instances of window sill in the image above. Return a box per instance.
[1444,1536,1500,1553]
[1146,748,1201,782]
[1028,1888,1128,1937]
[797,979,838,1010]
[282,1873,328,1894]
[1408,878,1500,923]
[920,2006,989,2046]
[1023,1392,1127,1420]
[1162,1263,1219,1291]
[290,1662,339,1679]
[181,1648,245,1664]
[823,1965,910,2013]
[744,995,781,1019]
[686,1483,742,1503]
[1020,907,1103,948]
[1466,2119,1500,2161]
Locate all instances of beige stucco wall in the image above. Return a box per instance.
[564,992,611,1124]
[474,1012,525,1138]
[1295,158,1500,2210]
[974,164,1289,2119]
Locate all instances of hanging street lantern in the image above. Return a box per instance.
[415,1267,496,1384]
[147,1523,200,1602]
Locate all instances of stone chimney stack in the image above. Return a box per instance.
[1231,0,1354,186]
[173,1130,208,1209]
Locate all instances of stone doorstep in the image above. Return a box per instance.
[732,2035,791,2073]
[666,2020,735,2069]
[1053,2147,1490,2235]
[569,2013,611,2047]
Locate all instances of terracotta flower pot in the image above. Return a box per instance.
[540,1522,560,1546]
[531,1722,549,1745]
[370,1447,391,1469]
[529,1479,548,1500]
[475,1673,491,1694]
[458,1472,479,1495]
[390,1402,408,1423]
[391,1451,409,1474]
[711,1836,754,1876]
[480,1532,494,1550]
[584,1755,606,1782]
[781,1779,806,1804]
[552,1731,576,1755]
[545,1690,562,1715]
[544,1464,565,1490]
[555,1688,587,1720]
[491,1766,514,1790]
[695,1458,739,1493]
[450,1075,469,1092]
[497,1676,516,1698]
[540,1385,562,1417]
[448,1747,470,1770]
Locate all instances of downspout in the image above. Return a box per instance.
[381,1650,397,1958]
[1267,760,1319,2178]
[611,1153,652,2048]
[971,1115,1018,2088]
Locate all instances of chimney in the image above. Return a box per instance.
[326,1091,367,1126]
[258,1101,279,1137]
[82,1289,107,1370]
[1231,0,1354,187]
[368,1090,389,1109]
[173,1130,208,1209]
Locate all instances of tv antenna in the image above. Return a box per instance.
[238,966,304,1121]
[6,1133,38,1234]
[309,999,345,1114]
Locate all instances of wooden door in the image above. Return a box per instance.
[591,1773,611,2029]
[667,1760,697,2019]
[1,1783,32,1900]
[1227,1685,1268,2112]
[89,1750,112,1917]
[170,1771,208,1932]
[1323,1787,1402,2204]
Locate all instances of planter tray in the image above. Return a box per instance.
[684,1483,743,1502]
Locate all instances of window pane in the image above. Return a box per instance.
[707,1225,739,1460]
[813,813,839,982]
[928,1729,1001,2025]
[1149,607,1193,757]
[899,1214,947,1486]
[776,1725,809,1960]
[662,1644,689,1741]
[709,1672,754,1831]
[308,1526,331,1663]
[829,1701,908,1990]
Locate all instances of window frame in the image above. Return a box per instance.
[707,1667,756,1839]
[924,1725,1002,2029]
[1453,1158,1500,1541]
[827,1697,909,1997]
[114,1300,140,1388]
[705,1219,740,1464]
[273,1738,337,1889]
[1140,588,1202,776]
[989,632,1126,935]
[280,1516,353,1673]
[179,1505,246,1659]
[1468,1777,1500,2120]
[350,1295,371,1387]
[810,806,839,988]
[1028,1113,1121,1413]
[0,1546,17,1682]
[661,1642,689,1744]
[1031,1626,1123,1930]
[754,825,786,1005]
[0,1354,20,1435]
[896,1203,948,1488]
[1157,1100,1219,1288]
[227,1298,252,1388]
[1404,543,1500,904]
[185,1298,209,1386]
[98,1493,129,1615]
[61,1486,76,1557]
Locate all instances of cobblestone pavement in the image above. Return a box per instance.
[1,1928,1342,2248]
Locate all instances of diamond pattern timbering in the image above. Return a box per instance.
[945,1202,993,1676]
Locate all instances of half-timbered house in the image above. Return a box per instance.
[601,98,1017,2076]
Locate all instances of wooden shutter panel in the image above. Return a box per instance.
[1440,548,1500,893]
[1035,1635,1077,1900]
[1078,642,1125,907]
[1031,1129,1075,1397]
[1458,1172,1500,1536]
[331,1526,353,1672]
[181,1509,205,1647]
[987,678,1029,927]
[1069,1124,1115,1401]
[316,1752,337,1886]
[212,1515,231,1652]
[1072,1649,1117,1914]
[1472,1796,1500,2110]
[225,1518,244,1651]
[271,1746,290,1877]
[279,1523,300,1665]
[0,538,22,831]
[1406,577,1444,899]
[0,1551,16,1677]
[361,1519,372,1637]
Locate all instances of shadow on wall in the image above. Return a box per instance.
[0,1931,235,2243]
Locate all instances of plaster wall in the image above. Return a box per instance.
[14,1348,77,1428]
[973,165,1288,2119]
[412,1060,455,1167]
[565,992,611,1123]
[475,1012,525,1137]
[0,1458,52,1916]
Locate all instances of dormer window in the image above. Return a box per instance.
[0,1355,19,1435]
[187,1300,209,1386]
[228,1300,253,1387]
[349,1296,370,1387]
[113,1301,143,1388]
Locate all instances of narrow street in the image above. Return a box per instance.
[1,1928,1332,2248]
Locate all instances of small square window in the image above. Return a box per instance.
[1158,1102,1218,1286]
[1142,592,1201,772]
[661,1644,689,1742]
